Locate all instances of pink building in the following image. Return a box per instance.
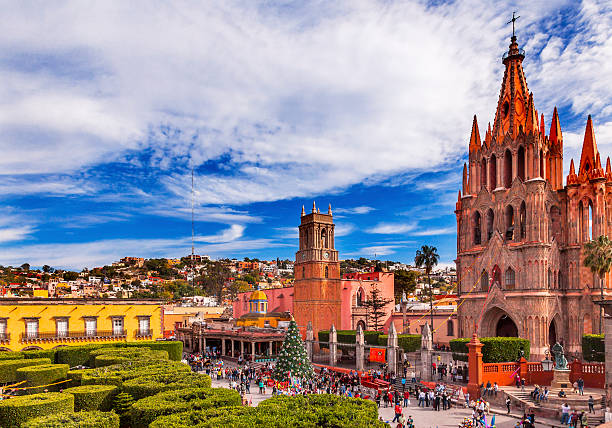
[233,286,294,319]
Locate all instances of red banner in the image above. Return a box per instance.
[369,348,386,363]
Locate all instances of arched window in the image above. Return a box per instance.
[550,206,561,242]
[302,267,305,279]
[447,320,454,336]
[356,288,364,307]
[539,149,544,178]
[490,154,497,190]
[486,209,494,241]
[480,270,489,292]
[517,146,525,181]
[505,268,515,290]
[481,158,487,191]
[519,202,527,240]
[473,212,482,245]
[505,205,514,241]
[324,266,329,279]
[504,149,512,188]
[492,265,502,287]
[548,268,553,289]
[321,228,327,248]
[579,201,584,241]
[558,271,563,290]
[588,201,593,240]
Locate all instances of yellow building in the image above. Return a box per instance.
[0,298,164,352]
[236,290,291,328]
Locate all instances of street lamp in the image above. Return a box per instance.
[541,349,554,371]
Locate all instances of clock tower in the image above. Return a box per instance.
[294,202,341,335]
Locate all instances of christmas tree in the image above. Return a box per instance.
[273,319,314,382]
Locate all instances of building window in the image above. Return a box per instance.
[25,319,39,338]
[138,316,150,336]
[85,318,97,337]
[447,320,454,336]
[505,268,515,290]
[356,288,364,307]
[480,271,489,292]
[324,266,329,279]
[302,267,305,279]
[56,318,69,337]
[0,319,7,340]
[112,318,124,336]
[473,212,482,245]
[548,268,553,289]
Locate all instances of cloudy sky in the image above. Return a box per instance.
[1,0,611,270]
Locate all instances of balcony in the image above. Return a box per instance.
[135,329,152,338]
[0,333,9,345]
[20,330,128,343]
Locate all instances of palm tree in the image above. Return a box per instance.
[415,245,440,340]
[583,235,612,334]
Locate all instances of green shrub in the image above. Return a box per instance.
[377,334,421,352]
[56,344,110,367]
[582,334,604,362]
[16,363,69,393]
[364,331,382,345]
[150,394,384,427]
[21,410,119,428]
[318,330,329,343]
[450,338,469,361]
[0,352,24,361]
[113,392,134,426]
[64,384,119,411]
[67,369,86,387]
[23,348,57,361]
[0,392,74,428]
[80,359,190,389]
[122,372,212,400]
[0,357,51,384]
[449,337,530,363]
[94,354,130,367]
[117,341,183,361]
[130,387,241,428]
[91,348,168,367]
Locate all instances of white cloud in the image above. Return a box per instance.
[355,245,401,257]
[410,227,456,237]
[334,206,376,215]
[334,223,355,237]
[367,223,416,235]
[196,224,245,243]
[0,226,33,243]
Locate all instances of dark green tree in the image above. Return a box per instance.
[63,271,79,281]
[273,320,314,382]
[394,269,419,301]
[362,285,394,331]
[415,245,440,338]
[42,265,52,273]
[20,263,30,271]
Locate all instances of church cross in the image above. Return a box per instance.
[507,12,520,38]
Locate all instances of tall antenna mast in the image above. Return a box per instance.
[191,168,195,287]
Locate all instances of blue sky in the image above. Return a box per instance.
[1,0,611,270]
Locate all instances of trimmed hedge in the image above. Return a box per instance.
[23,348,57,361]
[54,341,183,367]
[0,352,24,361]
[117,341,182,361]
[80,359,191,388]
[130,387,241,428]
[0,392,74,428]
[21,410,119,428]
[91,348,168,367]
[57,344,108,367]
[64,384,119,411]
[582,334,604,362]
[450,337,530,363]
[0,357,51,383]
[318,330,382,345]
[16,363,69,393]
[149,394,384,427]
[377,334,421,352]
[122,372,212,400]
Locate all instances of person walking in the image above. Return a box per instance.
[588,395,594,413]
[403,390,410,408]
[561,402,571,425]
[392,403,402,423]
[506,396,511,414]
[577,378,584,396]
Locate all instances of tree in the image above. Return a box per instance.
[394,269,419,301]
[273,319,314,382]
[20,263,30,272]
[196,261,231,305]
[42,265,52,273]
[414,245,440,338]
[584,235,612,333]
[63,271,79,281]
[362,285,394,332]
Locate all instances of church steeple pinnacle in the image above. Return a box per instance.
[578,115,599,176]
[525,92,539,135]
[469,115,481,152]
[549,107,562,147]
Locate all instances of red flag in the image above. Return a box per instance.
[369,348,386,363]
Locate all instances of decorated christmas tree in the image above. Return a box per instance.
[273,319,314,382]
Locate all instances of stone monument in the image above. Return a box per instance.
[420,323,433,381]
[550,342,571,389]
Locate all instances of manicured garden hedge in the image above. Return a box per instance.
[122,371,212,400]
[150,394,384,427]
[23,348,57,361]
[16,363,69,393]
[0,392,74,428]
[117,341,183,361]
[450,337,530,363]
[377,334,421,352]
[582,334,604,362]
[0,352,24,361]
[130,387,241,428]
[64,384,119,411]
[57,344,108,367]
[318,330,383,345]
[21,410,119,428]
[0,357,51,383]
[54,341,183,367]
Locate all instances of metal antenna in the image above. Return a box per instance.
[191,167,195,287]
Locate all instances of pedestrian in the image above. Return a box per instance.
[375,392,381,408]
[465,391,470,408]
[588,395,594,413]
[493,381,498,397]
[561,402,570,425]
[520,378,525,391]
[403,390,410,407]
[506,396,511,414]
[383,391,390,408]
[392,403,402,423]
[577,378,584,396]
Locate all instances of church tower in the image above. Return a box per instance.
[294,202,341,335]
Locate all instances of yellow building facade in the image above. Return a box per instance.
[0,298,164,351]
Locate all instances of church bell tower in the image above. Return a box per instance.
[294,202,341,335]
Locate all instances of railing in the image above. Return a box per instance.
[0,333,9,343]
[20,330,127,342]
[135,329,152,338]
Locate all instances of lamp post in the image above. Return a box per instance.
[401,291,407,333]
[542,349,554,371]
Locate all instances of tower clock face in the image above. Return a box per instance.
[323,251,329,259]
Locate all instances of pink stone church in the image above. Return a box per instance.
[455,33,610,358]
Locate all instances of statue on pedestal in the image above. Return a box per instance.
[551,342,568,370]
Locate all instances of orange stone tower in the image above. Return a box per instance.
[455,32,611,359]
[294,202,341,335]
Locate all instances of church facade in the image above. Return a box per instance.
[455,34,610,359]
